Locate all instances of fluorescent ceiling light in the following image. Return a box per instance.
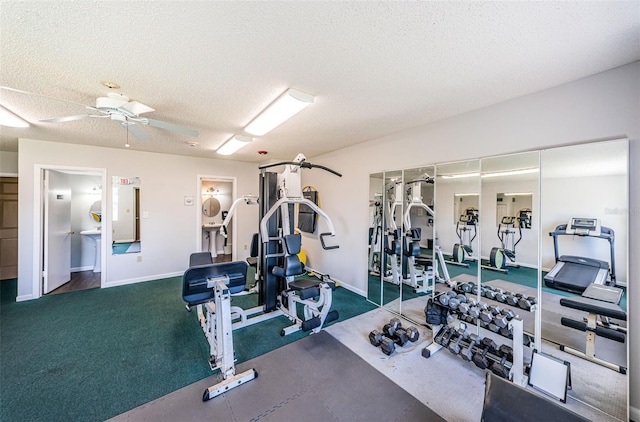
[244,89,314,136]
[454,193,479,197]
[216,135,252,156]
[0,105,29,127]
[441,172,480,179]
[503,192,533,196]
[482,168,538,178]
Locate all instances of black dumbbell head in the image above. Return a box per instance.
[406,327,420,342]
[389,317,402,331]
[369,330,383,347]
[393,328,409,346]
[380,338,396,355]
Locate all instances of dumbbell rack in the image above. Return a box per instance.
[423,292,525,386]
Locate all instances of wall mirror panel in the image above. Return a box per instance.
[365,139,628,419]
[540,139,628,415]
[381,170,403,314]
[112,176,141,255]
[367,172,384,306]
[479,151,540,348]
[435,160,480,287]
[399,166,435,322]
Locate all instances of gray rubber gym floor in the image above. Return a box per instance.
[109,330,445,422]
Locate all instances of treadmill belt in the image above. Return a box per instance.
[553,263,599,289]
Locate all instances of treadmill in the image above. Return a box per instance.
[544,218,616,294]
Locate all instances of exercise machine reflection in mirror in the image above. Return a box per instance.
[402,176,451,293]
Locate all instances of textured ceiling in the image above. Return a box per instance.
[1,1,638,163]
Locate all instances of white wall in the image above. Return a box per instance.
[17,139,259,299]
[303,62,639,416]
[0,150,18,175]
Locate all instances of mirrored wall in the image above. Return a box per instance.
[112,176,141,255]
[365,138,629,420]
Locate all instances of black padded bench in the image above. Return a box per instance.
[481,372,588,422]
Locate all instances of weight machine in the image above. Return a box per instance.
[451,208,478,267]
[402,177,451,292]
[182,153,342,400]
[482,216,522,274]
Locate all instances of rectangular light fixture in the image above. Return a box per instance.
[244,88,314,136]
[0,104,29,127]
[481,168,538,178]
[216,135,253,156]
[441,172,480,179]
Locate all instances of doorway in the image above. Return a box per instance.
[37,166,106,297]
[0,177,18,280]
[198,176,236,263]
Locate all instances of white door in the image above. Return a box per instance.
[43,170,72,294]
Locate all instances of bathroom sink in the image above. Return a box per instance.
[81,230,102,272]
[202,224,223,257]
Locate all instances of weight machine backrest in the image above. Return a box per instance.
[182,261,248,307]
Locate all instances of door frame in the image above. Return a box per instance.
[196,175,237,257]
[32,165,107,299]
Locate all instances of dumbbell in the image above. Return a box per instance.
[479,305,494,323]
[380,337,396,355]
[518,296,537,311]
[469,302,487,319]
[461,333,481,361]
[439,328,456,348]
[448,329,469,354]
[505,292,522,306]
[493,309,516,328]
[438,291,457,306]
[458,299,477,315]
[484,287,498,300]
[369,330,383,347]
[392,327,409,346]
[491,345,514,378]
[434,326,450,346]
[405,326,420,342]
[489,305,502,316]
[461,282,475,293]
[494,290,508,303]
[473,337,498,369]
[448,294,467,310]
[382,317,402,337]
[499,326,511,338]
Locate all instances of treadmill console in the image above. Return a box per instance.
[566,218,601,236]
[501,216,515,225]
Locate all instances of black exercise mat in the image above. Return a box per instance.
[109,330,444,422]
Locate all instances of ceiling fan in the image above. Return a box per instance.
[40,92,199,140]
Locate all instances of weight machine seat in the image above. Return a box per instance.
[559,296,627,321]
[272,234,305,278]
[481,372,589,422]
[182,261,248,307]
[403,237,421,257]
[384,235,401,255]
[189,251,213,267]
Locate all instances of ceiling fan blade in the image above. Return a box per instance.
[125,123,151,140]
[40,114,93,123]
[144,118,199,137]
[119,101,155,115]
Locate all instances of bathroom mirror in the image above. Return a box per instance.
[112,176,141,255]
[202,197,221,217]
[381,170,403,314]
[89,200,102,224]
[540,139,628,417]
[480,151,540,348]
[366,172,384,306]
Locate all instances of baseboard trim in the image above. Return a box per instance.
[104,271,182,288]
[71,266,93,272]
[16,294,34,302]
[630,404,639,422]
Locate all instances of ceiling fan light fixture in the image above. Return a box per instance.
[217,135,252,156]
[244,88,314,136]
[0,104,29,128]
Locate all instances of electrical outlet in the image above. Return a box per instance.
[137,255,142,262]
[243,244,248,250]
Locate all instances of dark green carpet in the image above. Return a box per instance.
[0,275,375,422]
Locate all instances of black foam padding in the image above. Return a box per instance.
[298,286,321,300]
[559,297,627,321]
[482,372,589,422]
[560,317,626,343]
[182,261,248,306]
[288,278,321,291]
[188,252,212,267]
